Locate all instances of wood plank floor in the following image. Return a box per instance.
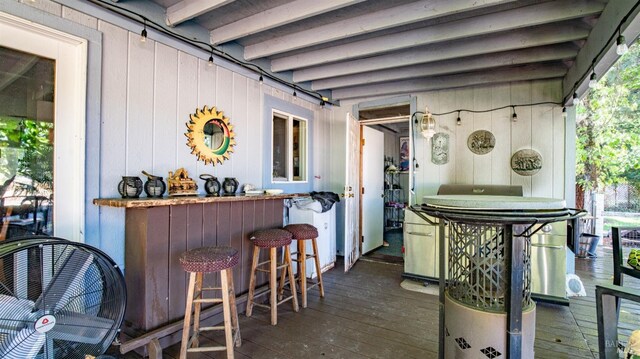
[113,246,640,359]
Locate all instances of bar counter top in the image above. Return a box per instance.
[93,193,304,208]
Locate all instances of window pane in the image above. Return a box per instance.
[272,114,288,181]
[292,118,306,181]
[0,46,55,240]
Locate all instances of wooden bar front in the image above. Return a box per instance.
[94,195,291,335]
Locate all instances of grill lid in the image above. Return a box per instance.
[436,184,523,196]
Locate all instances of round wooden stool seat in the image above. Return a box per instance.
[250,229,292,248]
[179,246,239,273]
[284,224,318,240]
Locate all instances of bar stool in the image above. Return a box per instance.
[246,228,299,325]
[282,224,325,308]
[179,246,241,359]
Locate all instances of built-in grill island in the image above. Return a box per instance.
[403,184,581,305]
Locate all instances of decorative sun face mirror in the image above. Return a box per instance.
[186,106,236,165]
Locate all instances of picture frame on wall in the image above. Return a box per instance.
[399,136,409,172]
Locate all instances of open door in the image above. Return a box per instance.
[344,113,360,272]
[361,126,384,254]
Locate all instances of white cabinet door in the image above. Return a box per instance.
[289,205,336,278]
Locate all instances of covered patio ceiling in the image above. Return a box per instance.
[108,0,640,103]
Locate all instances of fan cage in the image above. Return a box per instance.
[0,236,126,359]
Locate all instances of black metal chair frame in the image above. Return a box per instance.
[596,226,640,358]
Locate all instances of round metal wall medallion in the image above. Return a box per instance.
[511,149,542,176]
[467,130,495,155]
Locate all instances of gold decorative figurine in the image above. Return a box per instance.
[167,168,198,196]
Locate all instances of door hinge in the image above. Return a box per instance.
[361,235,364,242]
[361,187,365,195]
[361,138,365,146]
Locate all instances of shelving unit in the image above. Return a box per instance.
[384,170,404,230]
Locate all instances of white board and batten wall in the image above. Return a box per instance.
[12,0,333,268]
[332,78,567,203]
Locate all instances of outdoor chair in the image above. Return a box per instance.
[595,226,640,358]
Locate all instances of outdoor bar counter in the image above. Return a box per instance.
[94,193,301,354]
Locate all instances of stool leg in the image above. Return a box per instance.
[180,272,197,359]
[220,269,235,359]
[227,268,241,347]
[277,249,287,301]
[285,246,299,312]
[311,238,325,297]
[298,240,307,308]
[245,245,260,317]
[269,247,278,325]
[191,272,204,348]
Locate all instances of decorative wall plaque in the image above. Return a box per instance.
[511,149,542,176]
[431,133,449,165]
[467,130,495,155]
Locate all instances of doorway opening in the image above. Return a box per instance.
[359,104,411,264]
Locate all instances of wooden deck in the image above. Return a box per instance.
[115,246,640,359]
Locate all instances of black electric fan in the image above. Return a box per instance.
[0,236,126,358]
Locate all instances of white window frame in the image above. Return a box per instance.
[271,109,308,184]
[0,12,87,243]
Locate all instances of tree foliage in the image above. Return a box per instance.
[576,40,640,192]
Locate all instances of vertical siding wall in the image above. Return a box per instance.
[19,0,332,267]
[333,79,566,204]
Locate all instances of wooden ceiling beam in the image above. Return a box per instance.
[293,23,589,82]
[210,0,364,45]
[311,45,578,90]
[244,0,516,60]
[272,0,604,72]
[332,64,568,100]
[166,0,236,27]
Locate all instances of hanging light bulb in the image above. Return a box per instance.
[573,92,582,106]
[456,111,461,126]
[589,72,597,88]
[512,106,518,122]
[562,107,567,120]
[293,89,297,97]
[140,20,147,43]
[616,34,628,55]
[259,74,264,85]
[208,53,214,67]
[420,107,436,139]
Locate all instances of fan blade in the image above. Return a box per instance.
[34,249,93,312]
[0,295,34,334]
[0,328,45,359]
[47,311,114,345]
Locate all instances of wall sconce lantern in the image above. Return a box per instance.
[420,107,436,139]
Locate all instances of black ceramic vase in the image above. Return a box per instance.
[118,176,143,198]
[222,177,239,195]
[142,171,166,198]
[200,174,221,196]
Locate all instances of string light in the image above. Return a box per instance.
[293,89,297,97]
[259,74,264,85]
[562,107,567,120]
[589,72,597,88]
[616,33,629,55]
[573,92,582,107]
[456,111,461,126]
[89,0,332,106]
[561,1,638,106]
[140,19,147,43]
[208,52,214,67]
[511,106,518,122]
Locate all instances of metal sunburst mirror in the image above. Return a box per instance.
[185,106,236,165]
